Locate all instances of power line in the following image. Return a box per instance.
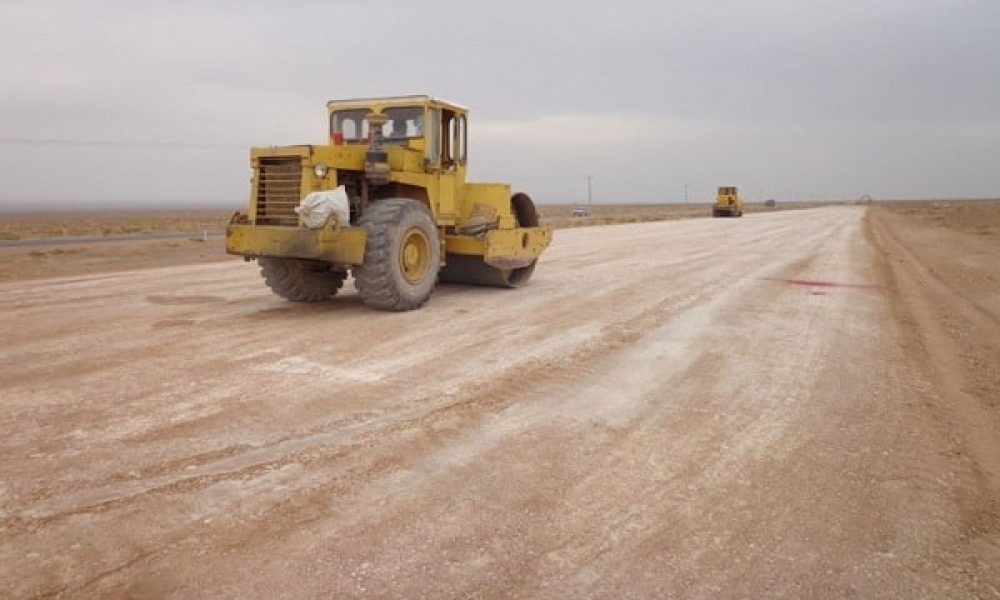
[0,137,247,149]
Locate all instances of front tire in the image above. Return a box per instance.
[354,198,440,311]
[259,258,346,302]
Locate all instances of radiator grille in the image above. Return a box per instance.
[255,157,302,225]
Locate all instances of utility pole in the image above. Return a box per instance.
[587,175,593,205]
[684,183,689,205]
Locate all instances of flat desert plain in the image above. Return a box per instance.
[0,201,998,598]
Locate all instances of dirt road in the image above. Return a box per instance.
[1,206,997,598]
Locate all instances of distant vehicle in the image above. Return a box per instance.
[764,198,776,207]
[712,186,744,218]
[571,206,589,217]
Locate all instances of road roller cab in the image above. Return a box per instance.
[226,95,552,310]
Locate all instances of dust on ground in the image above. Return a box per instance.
[866,200,1000,598]
[1,206,998,598]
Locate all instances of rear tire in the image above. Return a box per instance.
[259,258,345,302]
[511,191,540,227]
[354,198,440,311]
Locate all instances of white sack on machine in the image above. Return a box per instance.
[295,186,350,229]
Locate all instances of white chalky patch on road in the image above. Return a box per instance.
[258,355,387,383]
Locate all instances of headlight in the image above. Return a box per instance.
[313,163,329,178]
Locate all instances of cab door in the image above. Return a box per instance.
[425,108,464,223]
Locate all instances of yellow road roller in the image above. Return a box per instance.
[712,186,744,217]
[226,96,552,311]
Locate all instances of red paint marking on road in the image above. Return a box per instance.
[763,277,881,291]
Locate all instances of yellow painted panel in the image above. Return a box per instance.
[226,225,367,266]
[444,235,487,256]
[484,227,552,262]
[444,226,552,264]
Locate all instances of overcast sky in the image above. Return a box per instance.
[1,0,998,211]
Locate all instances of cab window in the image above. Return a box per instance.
[331,109,370,143]
[457,115,467,163]
[425,109,440,165]
[441,110,468,167]
[383,106,424,142]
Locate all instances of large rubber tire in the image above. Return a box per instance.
[259,258,346,302]
[511,191,539,227]
[354,198,440,311]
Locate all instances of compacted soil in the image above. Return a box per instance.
[1,205,998,598]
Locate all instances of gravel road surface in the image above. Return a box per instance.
[1,206,997,598]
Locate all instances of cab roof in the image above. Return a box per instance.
[326,95,468,112]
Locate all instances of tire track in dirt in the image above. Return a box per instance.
[867,208,1000,593]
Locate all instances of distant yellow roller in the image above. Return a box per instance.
[713,186,744,218]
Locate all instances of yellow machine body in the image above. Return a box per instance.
[226,96,551,275]
[712,186,744,218]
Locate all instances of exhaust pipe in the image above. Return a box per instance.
[364,112,390,186]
